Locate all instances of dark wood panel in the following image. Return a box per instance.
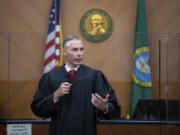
[0,81,9,118]
[0,81,38,118]
[1,123,180,135]
[0,124,6,135]
[0,124,50,135]
[97,124,180,135]
[32,124,49,135]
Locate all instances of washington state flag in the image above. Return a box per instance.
[130,0,152,118]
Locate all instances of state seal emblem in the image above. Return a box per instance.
[80,9,112,42]
[132,47,152,87]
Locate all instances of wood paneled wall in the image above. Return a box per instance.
[0,0,180,118]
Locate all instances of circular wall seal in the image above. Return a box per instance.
[80,9,112,42]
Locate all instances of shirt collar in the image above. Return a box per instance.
[65,64,80,72]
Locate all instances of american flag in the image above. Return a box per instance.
[43,0,63,73]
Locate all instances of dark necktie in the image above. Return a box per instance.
[69,70,76,81]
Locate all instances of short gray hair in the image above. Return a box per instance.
[63,35,80,48]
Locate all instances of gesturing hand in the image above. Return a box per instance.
[54,82,72,101]
[91,93,110,112]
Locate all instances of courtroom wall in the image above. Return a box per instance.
[0,0,180,118]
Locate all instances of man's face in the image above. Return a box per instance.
[63,39,84,68]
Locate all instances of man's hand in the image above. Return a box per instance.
[54,82,72,101]
[91,93,109,112]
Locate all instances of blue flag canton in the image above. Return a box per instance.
[48,1,55,33]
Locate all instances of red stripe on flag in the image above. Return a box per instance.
[44,53,56,66]
[56,32,60,37]
[55,55,60,61]
[46,40,55,50]
[55,44,60,50]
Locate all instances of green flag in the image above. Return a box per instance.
[130,0,152,118]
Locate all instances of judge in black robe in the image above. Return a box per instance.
[31,35,120,135]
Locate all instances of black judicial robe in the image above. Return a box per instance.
[31,64,120,135]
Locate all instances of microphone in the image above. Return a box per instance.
[64,72,70,83]
[64,72,71,104]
